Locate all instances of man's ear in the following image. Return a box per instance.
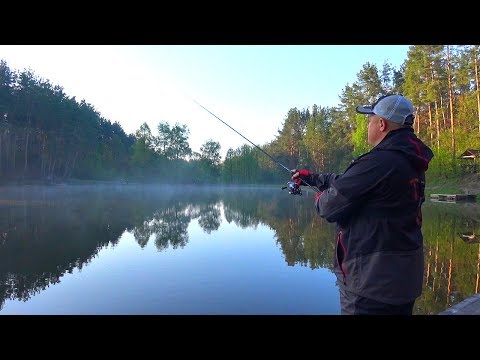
[379,118,388,132]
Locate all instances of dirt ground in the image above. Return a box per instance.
[458,173,480,194]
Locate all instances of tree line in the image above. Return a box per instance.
[1,45,479,184]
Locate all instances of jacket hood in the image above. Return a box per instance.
[375,127,434,171]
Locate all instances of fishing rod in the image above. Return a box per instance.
[193,99,320,196]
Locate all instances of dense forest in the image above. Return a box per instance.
[1,45,479,184]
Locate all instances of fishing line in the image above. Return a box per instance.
[193,99,320,195]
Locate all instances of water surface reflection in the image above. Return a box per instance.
[0,185,479,314]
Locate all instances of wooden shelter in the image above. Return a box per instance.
[459,149,480,173]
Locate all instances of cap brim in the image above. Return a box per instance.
[356,105,374,114]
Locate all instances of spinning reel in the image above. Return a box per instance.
[282,181,302,196]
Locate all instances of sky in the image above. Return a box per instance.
[0,45,410,159]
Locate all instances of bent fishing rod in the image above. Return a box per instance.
[193,99,320,195]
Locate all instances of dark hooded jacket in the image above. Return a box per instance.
[307,127,434,305]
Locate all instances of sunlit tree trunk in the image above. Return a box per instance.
[428,56,442,152]
[474,46,480,134]
[446,46,456,161]
[440,95,447,128]
[434,101,440,151]
[415,109,420,133]
[427,103,434,146]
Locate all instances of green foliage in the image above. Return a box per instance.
[303,106,330,171]
[351,114,369,157]
[131,138,154,168]
[193,139,222,181]
[221,144,261,184]
[135,122,154,144]
[153,122,192,161]
[200,139,221,166]
[2,44,480,184]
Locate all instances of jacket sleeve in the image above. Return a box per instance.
[314,153,391,223]
[309,173,340,191]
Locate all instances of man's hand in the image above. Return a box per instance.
[291,169,313,186]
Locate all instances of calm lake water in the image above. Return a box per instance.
[0,184,479,315]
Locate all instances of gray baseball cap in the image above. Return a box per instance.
[356,94,414,125]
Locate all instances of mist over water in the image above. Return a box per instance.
[0,184,478,314]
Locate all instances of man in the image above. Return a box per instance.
[292,94,434,315]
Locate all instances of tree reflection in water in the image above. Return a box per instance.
[0,185,479,314]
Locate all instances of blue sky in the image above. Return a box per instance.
[0,45,410,159]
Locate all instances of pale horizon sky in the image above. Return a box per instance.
[0,45,410,159]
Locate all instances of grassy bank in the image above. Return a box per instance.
[426,173,480,203]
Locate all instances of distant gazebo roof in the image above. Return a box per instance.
[459,149,480,159]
